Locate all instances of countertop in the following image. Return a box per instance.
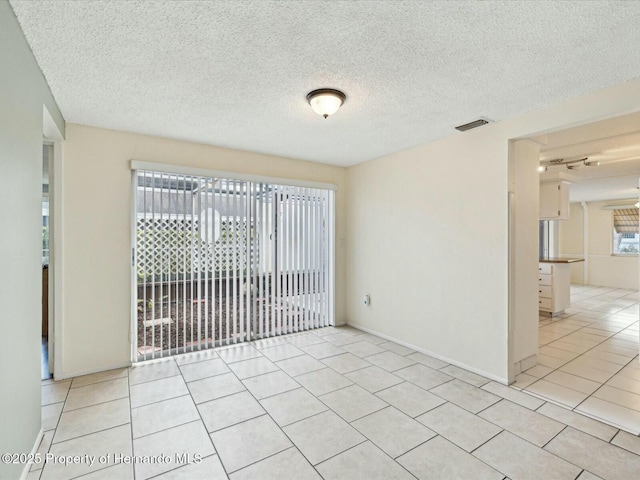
[539,257,585,263]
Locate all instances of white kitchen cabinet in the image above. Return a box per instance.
[538,262,571,315]
[540,181,570,220]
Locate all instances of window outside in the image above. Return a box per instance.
[612,208,639,255]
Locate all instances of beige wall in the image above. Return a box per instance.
[59,124,347,378]
[0,3,65,478]
[347,78,640,382]
[561,200,638,290]
[346,125,511,380]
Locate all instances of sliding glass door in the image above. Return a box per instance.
[133,169,334,361]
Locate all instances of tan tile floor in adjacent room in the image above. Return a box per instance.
[34,323,640,479]
[516,285,640,436]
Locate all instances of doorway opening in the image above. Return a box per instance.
[510,111,640,433]
[41,143,52,380]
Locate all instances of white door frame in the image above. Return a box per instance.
[43,105,64,378]
[507,191,516,384]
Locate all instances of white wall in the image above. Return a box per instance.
[510,140,540,371]
[59,124,347,378]
[560,200,638,289]
[0,3,65,479]
[346,78,640,382]
[560,202,586,284]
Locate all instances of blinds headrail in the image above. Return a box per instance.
[130,160,338,191]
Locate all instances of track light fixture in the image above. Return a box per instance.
[539,157,600,172]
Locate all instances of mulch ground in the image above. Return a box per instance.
[137,296,312,355]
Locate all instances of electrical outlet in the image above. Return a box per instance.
[363,294,370,306]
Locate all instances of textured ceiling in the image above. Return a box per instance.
[10,0,640,166]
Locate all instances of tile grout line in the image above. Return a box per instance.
[57,395,131,415]
[442,397,575,459]
[540,424,568,449]
[537,425,626,478]
[49,420,133,447]
[559,347,639,413]
[130,373,183,389]
[68,371,129,390]
[319,436,422,480]
[609,429,622,445]
[468,428,505,455]
[275,405,331,429]
[213,356,332,477]
[43,378,132,478]
[454,387,633,470]
[132,415,208,442]
[177,360,230,479]
[126,366,135,480]
[570,404,640,436]
[142,454,219,480]
[51,345,263,477]
[308,438,369,470]
[44,321,640,478]
[436,428,512,479]
[333,400,391,425]
[530,286,640,435]
[487,422,588,476]
[45,379,73,446]
[222,446,310,478]
[525,322,638,400]
[32,384,71,475]
[391,433,440,463]
[214,326,443,476]
[409,401,511,458]
[131,389,195,410]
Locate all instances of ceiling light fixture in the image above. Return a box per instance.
[306,89,346,119]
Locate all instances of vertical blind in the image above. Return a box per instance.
[133,170,334,361]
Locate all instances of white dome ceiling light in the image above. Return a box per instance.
[306,88,346,119]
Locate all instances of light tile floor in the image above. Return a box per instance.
[516,284,640,435]
[33,324,640,479]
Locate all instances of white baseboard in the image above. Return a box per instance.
[54,361,131,381]
[347,322,509,385]
[20,428,43,480]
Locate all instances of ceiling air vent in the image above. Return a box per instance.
[455,118,490,132]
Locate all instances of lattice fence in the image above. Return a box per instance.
[136,217,249,282]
